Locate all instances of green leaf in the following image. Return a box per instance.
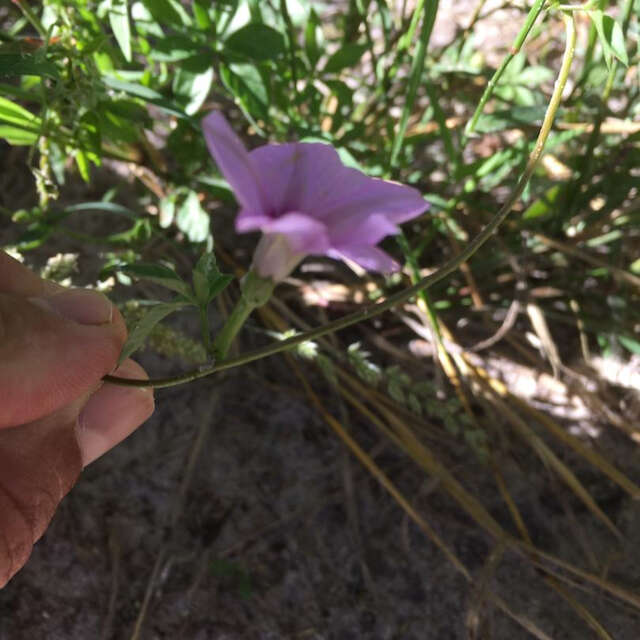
[0,124,38,145]
[108,0,132,62]
[590,10,628,68]
[140,0,191,26]
[0,54,59,79]
[219,62,268,120]
[304,8,323,69]
[105,218,152,245]
[322,43,367,74]
[151,34,202,62]
[522,185,561,220]
[158,193,176,228]
[193,0,212,29]
[176,190,210,242]
[16,223,53,250]
[130,1,164,37]
[192,251,217,304]
[207,273,233,302]
[102,76,191,120]
[225,23,286,61]
[118,262,192,297]
[97,99,148,143]
[0,96,41,129]
[79,111,102,164]
[75,150,91,182]
[119,301,189,363]
[64,201,139,217]
[192,252,234,305]
[173,59,214,115]
[618,335,640,356]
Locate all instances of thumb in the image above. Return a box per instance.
[0,401,83,588]
[0,289,126,429]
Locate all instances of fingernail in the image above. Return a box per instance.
[30,289,113,326]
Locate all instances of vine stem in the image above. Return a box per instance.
[104,13,577,390]
[462,0,547,145]
[210,295,253,361]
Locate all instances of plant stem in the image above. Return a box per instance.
[280,0,299,95]
[210,270,275,361]
[104,13,577,390]
[199,305,212,356]
[463,0,547,144]
[390,0,439,166]
[559,0,633,223]
[210,295,254,362]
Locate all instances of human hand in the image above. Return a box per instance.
[0,251,154,587]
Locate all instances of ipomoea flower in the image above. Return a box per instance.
[203,112,429,281]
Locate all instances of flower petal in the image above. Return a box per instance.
[262,212,330,254]
[329,213,400,247]
[235,211,273,233]
[329,245,400,273]
[202,112,265,214]
[315,169,428,228]
[250,142,345,214]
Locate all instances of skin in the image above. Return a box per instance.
[0,251,155,588]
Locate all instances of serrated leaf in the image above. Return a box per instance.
[207,273,233,301]
[119,262,193,297]
[192,251,217,304]
[192,252,234,306]
[225,23,286,61]
[119,301,188,363]
[108,0,132,62]
[322,43,367,74]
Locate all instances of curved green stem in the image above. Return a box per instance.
[210,270,275,361]
[463,0,547,144]
[211,295,254,362]
[104,13,576,390]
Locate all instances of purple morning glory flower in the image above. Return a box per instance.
[203,112,429,281]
